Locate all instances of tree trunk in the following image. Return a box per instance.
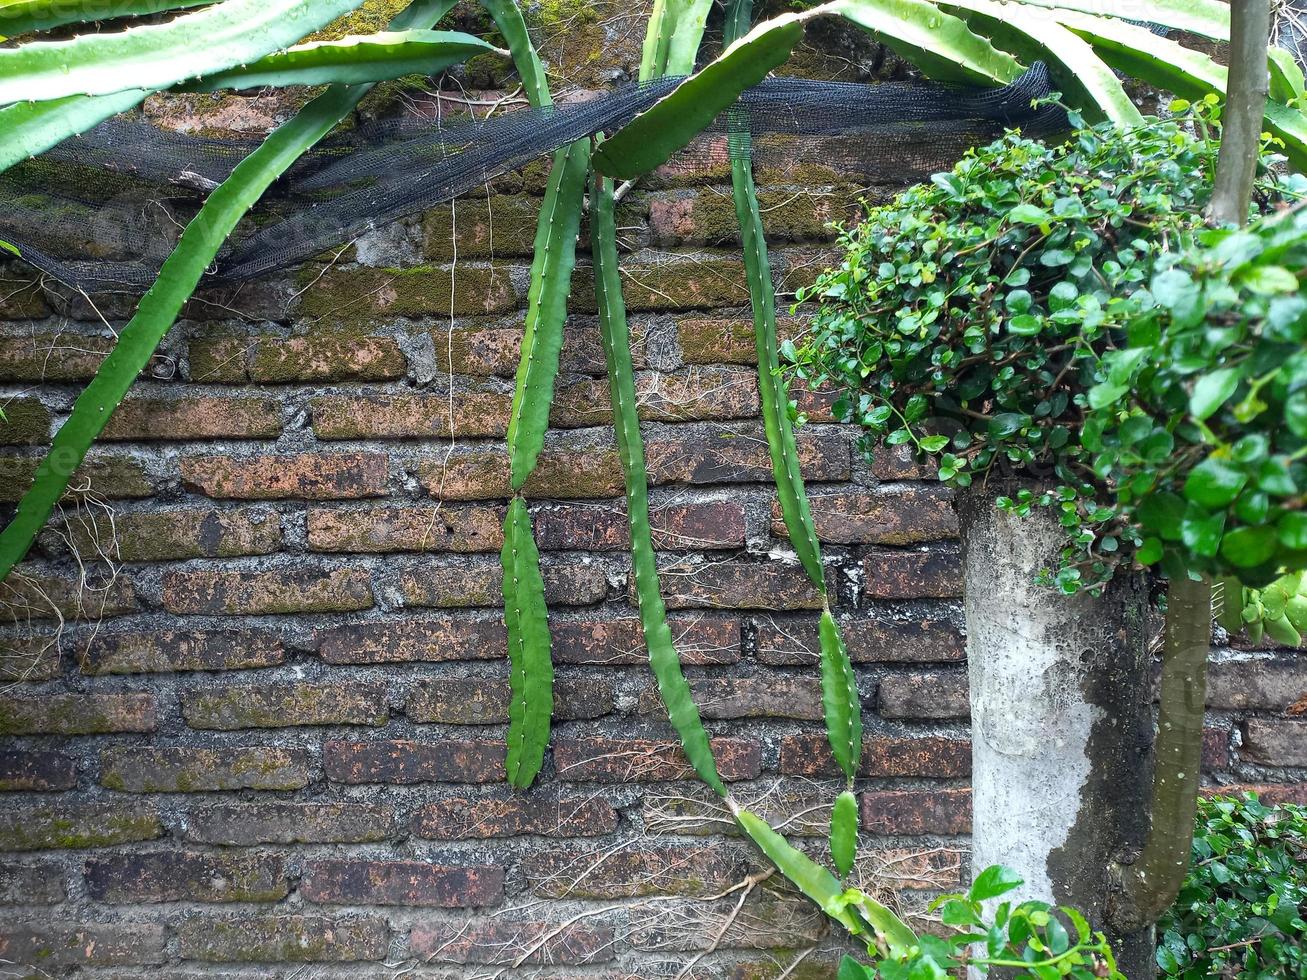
[1208,0,1271,225]
[958,487,1154,977]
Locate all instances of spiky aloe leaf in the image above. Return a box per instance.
[506,140,590,490]
[0,91,149,174]
[0,0,367,104]
[1052,9,1307,170]
[819,609,862,781]
[1004,0,1228,40]
[0,0,465,582]
[591,162,727,797]
[829,790,859,878]
[501,496,554,788]
[480,0,552,106]
[1270,47,1306,106]
[939,0,1141,124]
[182,30,502,92]
[594,0,1021,179]
[0,0,210,37]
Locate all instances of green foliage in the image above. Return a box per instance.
[1157,793,1307,979]
[792,103,1307,594]
[838,866,1121,979]
[501,496,553,788]
[0,0,210,37]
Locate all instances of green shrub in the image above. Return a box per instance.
[789,101,1307,595]
[1157,792,1307,978]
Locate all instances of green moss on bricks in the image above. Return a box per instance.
[0,399,51,446]
[0,806,162,851]
[294,264,516,322]
[306,0,412,41]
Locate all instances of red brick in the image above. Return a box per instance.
[316,615,506,664]
[0,803,161,851]
[554,737,761,782]
[85,851,287,903]
[0,922,165,968]
[1,568,138,620]
[0,861,66,904]
[0,333,117,382]
[777,487,957,545]
[101,747,310,792]
[639,676,824,721]
[78,628,286,674]
[181,451,388,499]
[676,315,807,366]
[190,333,407,383]
[410,919,615,964]
[444,321,647,377]
[871,442,937,480]
[295,264,517,320]
[779,734,971,778]
[647,186,844,247]
[629,886,826,950]
[396,556,607,608]
[307,503,504,553]
[417,442,624,500]
[0,637,60,682]
[161,565,373,615]
[0,453,152,501]
[645,424,851,485]
[552,614,740,665]
[551,367,759,427]
[652,557,822,610]
[1203,726,1231,770]
[311,389,512,439]
[521,845,749,898]
[182,682,389,729]
[860,846,964,890]
[0,397,49,445]
[1242,719,1307,767]
[325,739,505,784]
[101,395,281,440]
[69,507,282,561]
[177,914,389,963]
[1201,783,1307,806]
[302,859,503,907]
[186,802,398,845]
[531,499,747,551]
[754,614,965,665]
[863,548,963,599]
[422,193,542,259]
[861,788,972,835]
[569,253,751,312]
[406,677,613,724]
[877,670,970,719]
[0,750,76,791]
[412,792,618,839]
[1207,656,1307,711]
[0,276,48,321]
[0,693,155,735]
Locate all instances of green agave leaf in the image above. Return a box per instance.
[0,0,463,582]
[0,0,210,38]
[819,609,863,781]
[1054,7,1307,171]
[0,0,367,103]
[501,496,554,788]
[1004,0,1228,40]
[596,0,1021,179]
[1269,47,1305,106]
[0,90,149,174]
[830,789,859,878]
[736,808,861,931]
[506,139,590,490]
[591,163,726,796]
[183,30,502,92]
[940,0,1141,124]
[480,0,552,106]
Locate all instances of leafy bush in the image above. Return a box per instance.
[1157,793,1307,978]
[790,101,1307,594]
[838,865,1121,979]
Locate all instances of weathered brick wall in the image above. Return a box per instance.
[1,7,1305,976]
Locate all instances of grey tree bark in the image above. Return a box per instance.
[1208,0,1271,225]
[958,487,1155,977]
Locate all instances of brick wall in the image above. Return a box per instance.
[1,12,1306,976]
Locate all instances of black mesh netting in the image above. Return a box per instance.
[0,66,1065,294]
